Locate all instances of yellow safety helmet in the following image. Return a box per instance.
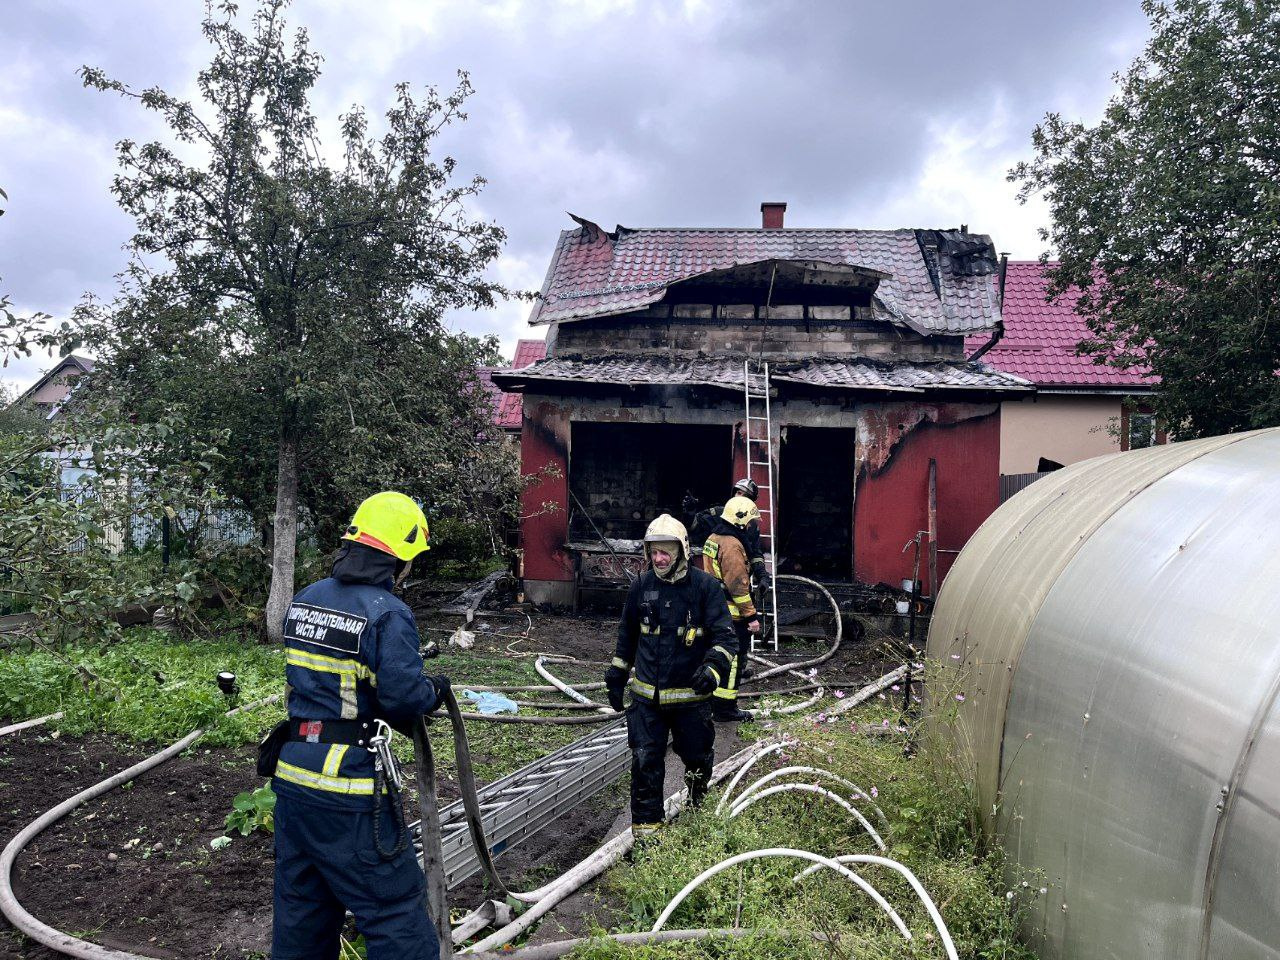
[721,495,760,528]
[342,491,430,561]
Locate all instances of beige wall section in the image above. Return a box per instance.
[999,394,1121,474]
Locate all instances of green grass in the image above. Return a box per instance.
[0,627,286,747]
[3,627,609,783]
[584,701,1038,960]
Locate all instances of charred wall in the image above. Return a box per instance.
[551,305,965,362]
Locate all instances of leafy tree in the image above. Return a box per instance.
[1012,0,1280,437]
[0,397,219,643]
[72,0,515,640]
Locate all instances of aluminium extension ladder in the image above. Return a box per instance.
[743,359,780,652]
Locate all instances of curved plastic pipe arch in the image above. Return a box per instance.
[728,783,886,851]
[792,854,958,960]
[731,766,889,830]
[650,848,910,940]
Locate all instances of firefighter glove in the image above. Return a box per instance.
[605,665,629,711]
[426,674,452,713]
[691,664,719,696]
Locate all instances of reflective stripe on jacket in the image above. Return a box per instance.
[704,533,757,620]
[612,567,737,707]
[275,575,437,810]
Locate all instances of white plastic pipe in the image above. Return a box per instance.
[650,848,910,940]
[714,740,793,815]
[793,855,958,960]
[0,712,63,737]
[463,742,769,952]
[731,767,889,830]
[728,784,886,851]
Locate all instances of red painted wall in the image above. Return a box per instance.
[853,408,1000,595]
[519,400,573,583]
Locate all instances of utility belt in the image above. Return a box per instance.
[288,717,378,747]
[257,716,398,787]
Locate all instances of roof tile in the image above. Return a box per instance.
[967,262,1155,388]
[531,223,1001,335]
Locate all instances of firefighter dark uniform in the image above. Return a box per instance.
[604,514,737,839]
[703,497,762,722]
[271,492,445,960]
[684,481,768,585]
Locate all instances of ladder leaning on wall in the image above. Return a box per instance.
[742,359,780,652]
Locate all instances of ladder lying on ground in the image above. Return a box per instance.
[743,359,780,652]
[410,716,630,888]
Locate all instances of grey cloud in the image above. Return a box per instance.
[2,0,1151,383]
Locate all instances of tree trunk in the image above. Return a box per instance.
[264,433,300,644]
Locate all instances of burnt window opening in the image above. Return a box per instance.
[777,426,855,580]
[569,422,732,542]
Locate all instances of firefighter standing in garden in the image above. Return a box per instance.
[702,495,762,722]
[269,491,449,960]
[604,513,738,842]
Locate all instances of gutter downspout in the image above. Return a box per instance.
[967,252,1009,363]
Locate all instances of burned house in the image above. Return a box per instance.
[493,203,1032,606]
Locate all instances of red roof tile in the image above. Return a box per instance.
[480,339,546,430]
[530,218,1002,335]
[967,262,1155,389]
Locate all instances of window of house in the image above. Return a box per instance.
[1129,411,1156,450]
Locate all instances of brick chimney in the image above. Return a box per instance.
[760,201,787,230]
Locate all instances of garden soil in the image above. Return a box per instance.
[0,608,898,958]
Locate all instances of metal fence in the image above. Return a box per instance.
[58,485,256,556]
[999,471,1055,503]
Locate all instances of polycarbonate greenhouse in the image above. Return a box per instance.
[927,428,1280,959]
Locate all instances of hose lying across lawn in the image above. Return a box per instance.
[0,694,282,960]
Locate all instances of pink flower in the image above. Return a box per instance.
[870,786,878,799]
[877,692,886,700]
[834,690,846,699]
[890,684,900,692]
[950,653,962,660]
[911,695,921,704]
[895,725,908,733]
[881,718,890,728]
[955,693,966,703]
[816,713,827,723]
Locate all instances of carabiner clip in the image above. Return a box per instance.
[368,719,403,791]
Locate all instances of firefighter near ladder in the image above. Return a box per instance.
[702,495,762,722]
[603,514,738,843]
[264,491,450,960]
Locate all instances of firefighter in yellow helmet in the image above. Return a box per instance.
[702,495,762,722]
[269,491,448,960]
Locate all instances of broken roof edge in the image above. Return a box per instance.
[492,354,1034,396]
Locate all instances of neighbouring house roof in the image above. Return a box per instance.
[967,261,1155,390]
[529,217,1003,336]
[15,354,95,407]
[491,354,1031,396]
[478,339,547,430]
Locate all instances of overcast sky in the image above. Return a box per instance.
[1,0,1152,392]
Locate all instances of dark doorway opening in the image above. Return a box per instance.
[777,426,855,580]
[569,422,731,541]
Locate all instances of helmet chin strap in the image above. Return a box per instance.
[394,557,414,587]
